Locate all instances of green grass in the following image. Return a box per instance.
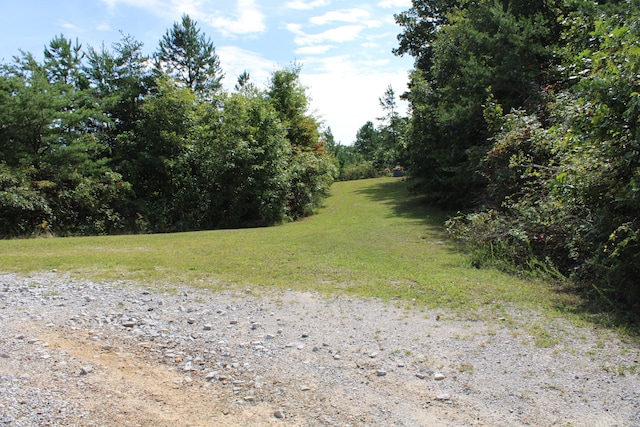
[0,177,570,312]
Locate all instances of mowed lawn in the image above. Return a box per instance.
[0,177,567,312]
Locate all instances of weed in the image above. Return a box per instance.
[528,323,560,348]
[458,363,474,374]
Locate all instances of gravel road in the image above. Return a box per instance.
[1,271,639,426]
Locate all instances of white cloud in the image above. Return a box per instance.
[295,45,333,55]
[289,24,364,46]
[99,0,266,36]
[170,0,202,17]
[203,0,266,36]
[299,55,410,144]
[100,0,165,12]
[310,8,370,25]
[377,0,411,8]
[285,0,330,10]
[97,23,112,31]
[217,45,280,89]
[285,23,303,33]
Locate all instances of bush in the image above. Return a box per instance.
[0,164,51,237]
[286,151,337,219]
[338,162,379,181]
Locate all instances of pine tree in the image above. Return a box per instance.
[154,14,223,97]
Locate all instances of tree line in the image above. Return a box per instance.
[328,85,410,181]
[385,0,640,309]
[0,15,336,237]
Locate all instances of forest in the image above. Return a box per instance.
[0,15,337,236]
[374,0,639,310]
[1,0,639,309]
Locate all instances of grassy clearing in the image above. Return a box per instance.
[0,177,573,314]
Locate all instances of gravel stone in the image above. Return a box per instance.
[0,271,638,427]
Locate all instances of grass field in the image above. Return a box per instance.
[0,177,572,314]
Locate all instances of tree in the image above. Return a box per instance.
[85,34,150,137]
[446,0,640,308]
[126,76,200,231]
[0,44,131,236]
[266,65,337,217]
[350,86,408,172]
[1,26,341,237]
[378,85,408,168]
[393,0,464,71]
[398,0,559,206]
[267,64,319,150]
[354,121,378,159]
[379,85,399,147]
[322,127,336,152]
[154,14,223,97]
[44,34,85,87]
[208,93,291,228]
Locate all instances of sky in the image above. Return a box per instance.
[0,0,415,145]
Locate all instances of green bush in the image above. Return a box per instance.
[338,162,379,181]
[0,164,51,237]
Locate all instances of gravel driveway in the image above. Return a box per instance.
[1,272,639,426]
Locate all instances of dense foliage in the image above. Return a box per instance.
[0,16,336,237]
[394,0,640,307]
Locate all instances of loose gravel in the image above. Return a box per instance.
[1,271,639,426]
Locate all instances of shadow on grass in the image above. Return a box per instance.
[555,284,640,338]
[352,178,450,229]
[352,178,465,262]
[356,179,640,337]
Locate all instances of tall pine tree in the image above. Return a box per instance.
[154,14,223,98]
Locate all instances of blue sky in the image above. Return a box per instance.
[0,0,414,145]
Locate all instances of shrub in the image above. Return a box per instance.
[338,162,379,181]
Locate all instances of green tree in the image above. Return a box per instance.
[353,121,380,162]
[154,14,223,97]
[85,34,150,138]
[208,93,291,228]
[127,76,200,231]
[378,85,408,168]
[351,86,408,173]
[0,163,51,237]
[267,64,319,150]
[447,0,640,308]
[234,70,257,94]
[399,0,559,206]
[0,42,131,235]
[393,0,463,71]
[266,65,337,218]
[44,34,86,87]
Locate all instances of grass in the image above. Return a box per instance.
[0,177,572,313]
